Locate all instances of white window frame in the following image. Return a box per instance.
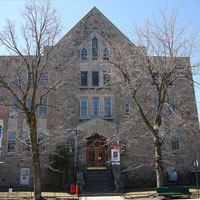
[104,97,112,117]
[171,132,180,151]
[22,133,31,153]
[7,133,16,153]
[168,98,176,116]
[124,103,130,115]
[37,133,46,153]
[80,98,88,118]
[92,98,100,117]
[20,168,30,185]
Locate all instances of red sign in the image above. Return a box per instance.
[0,108,6,120]
[111,145,120,150]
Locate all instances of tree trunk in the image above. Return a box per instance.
[28,113,42,200]
[154,132,164,187]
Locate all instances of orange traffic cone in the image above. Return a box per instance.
[75,185,79,194]
[70,184,73,193]
[73,184,76,193]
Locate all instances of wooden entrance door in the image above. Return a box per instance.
[86,133,107,170]
[87,146,107,168]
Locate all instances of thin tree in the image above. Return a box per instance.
[109,6,199,187]
[0,0,62,199]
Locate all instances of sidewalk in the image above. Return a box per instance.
[79,196,124,200]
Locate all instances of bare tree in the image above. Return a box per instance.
[0,0,62,199]
[108,6,200,187]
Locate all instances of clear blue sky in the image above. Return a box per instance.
[0,0,200,119]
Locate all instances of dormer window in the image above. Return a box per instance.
[92,37,98,60]
[81,48,88,60]
[103,48,109,60]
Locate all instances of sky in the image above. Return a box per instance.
[0,0,200,119]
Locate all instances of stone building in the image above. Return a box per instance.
[0,7,199,192]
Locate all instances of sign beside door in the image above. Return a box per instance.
[111,145,120,165]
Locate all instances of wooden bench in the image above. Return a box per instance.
[157,186,191,198]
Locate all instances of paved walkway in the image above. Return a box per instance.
[79,196,124,200]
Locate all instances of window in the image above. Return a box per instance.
[103,48,109,60]
[80,72,88,86]
[92,98,100,117]
[92,72,99,86]
[25,98,31,110]
[81,48,88,60]
[40,73,48,87]
[152,72,159,85]
[104,98,112,117]
[22,133,31,152]
[168,98,176,116]
[153,97,158,116]
[37,133,46,152]
[20,168,30,185]
[11,98,19,113]
[0,125,3,153]
[80,98,88,118]
[67,133,75,154]
[160,132,167,152]
[124,104,130,115]
[171,132,180,151]
[7,133,16,153]
[11,72,21,86]
[38,98,48,117]
[92,37,98,60]
[103,71,110,86]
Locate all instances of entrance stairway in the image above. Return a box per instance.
[83,170,116,194]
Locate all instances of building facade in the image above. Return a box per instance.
[0,7,199,191]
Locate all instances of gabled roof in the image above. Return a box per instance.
[56,7,134,47]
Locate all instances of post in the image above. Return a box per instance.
[194,154,199,198]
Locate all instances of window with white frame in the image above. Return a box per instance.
[67,132,75,154]
[171,132,180,151]
[7,133,16,153]
[37,133,46,152]
[22,133,31,152]
[38,98,48,117]
[124,104,130,115]
[168,98,176,116]
[92,98,100,117]
[40,73,48,87]
[104,98,112,117]
[20,168,30,185]
[80,98,88,118]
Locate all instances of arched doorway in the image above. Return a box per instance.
[86,133,107,170]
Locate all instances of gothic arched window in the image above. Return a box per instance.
[81,48,88,60]
[103,48,109,60]
[92,37,98,60]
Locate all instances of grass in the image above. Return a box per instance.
[125,185,200,197]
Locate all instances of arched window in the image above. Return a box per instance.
[81,48,87,60]
[103,48,109,60]
[92,37,98,60]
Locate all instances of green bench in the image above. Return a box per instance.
[157,186,191,198]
